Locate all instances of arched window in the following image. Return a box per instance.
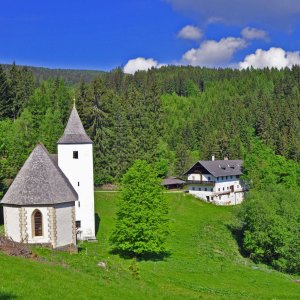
[32,210,43,237]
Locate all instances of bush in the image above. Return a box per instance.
[239,185,300,274]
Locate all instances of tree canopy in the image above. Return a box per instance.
[110,160,169,256]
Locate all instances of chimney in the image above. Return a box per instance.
[224,156,228,160]
[212,155,215,161]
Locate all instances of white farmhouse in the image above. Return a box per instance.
[184,158,246,205]
[1,105,96,248]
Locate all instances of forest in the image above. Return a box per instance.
[0,63,300,274]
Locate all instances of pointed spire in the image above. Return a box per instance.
[57,106,92,144]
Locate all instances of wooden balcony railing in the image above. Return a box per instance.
[186,180,215,185]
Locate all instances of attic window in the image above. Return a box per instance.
[73,151,78,159]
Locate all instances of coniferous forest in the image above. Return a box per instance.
[0,63,300,274]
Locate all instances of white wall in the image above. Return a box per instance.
[4,206,21,242]
[55,203,75,247]
[187,174,215,181]
[58,143,95,239]
[25,206,50,244]
[187,173,245,205]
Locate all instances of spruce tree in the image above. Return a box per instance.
[110,160,169,256]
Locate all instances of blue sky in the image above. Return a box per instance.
[1,0,300,72]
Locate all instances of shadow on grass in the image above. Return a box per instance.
[95,213,100,236]
[0,292,17,300]
[227,224,249,258]
[110,248,171,262]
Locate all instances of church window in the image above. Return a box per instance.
[78,201,80,207]
[32,210,43,237]
[78,182,80,186]
[73,151,78,159]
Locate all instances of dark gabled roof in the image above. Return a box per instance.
[1,144,78,206]
[57,106,92,144]
[161,177,186,186]
[184,160,243,177]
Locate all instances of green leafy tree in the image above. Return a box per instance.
[239,185,300,274]
[110,160,169,256]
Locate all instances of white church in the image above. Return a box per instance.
[1,106,96,249]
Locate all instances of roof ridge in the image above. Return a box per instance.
[1,144,78,205]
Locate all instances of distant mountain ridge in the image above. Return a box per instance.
[1,63,105,85]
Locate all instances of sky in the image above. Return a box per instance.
[1,0,300,73]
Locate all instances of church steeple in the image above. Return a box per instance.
[57,106,92,144]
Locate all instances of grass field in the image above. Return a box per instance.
[0,193,300,299]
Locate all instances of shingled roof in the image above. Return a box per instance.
[184,160,243,177]
[1,144,78,206]
[57,106,92,144]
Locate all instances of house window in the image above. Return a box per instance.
[198,187,201,191]
[33,210,43,237]
[76,221,81,228]
[73,151,78,159]
[78,182,80,186]
[230,176,233,179]
[192,187,195,190]
[208,176,211,181]
[218,188,220,191]
[78,201,80,208]
[205,188,207,191]
[223,187,225,191]
[211,188,213,192]
[226,176,228,180]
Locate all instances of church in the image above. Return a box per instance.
[1,105,96,249]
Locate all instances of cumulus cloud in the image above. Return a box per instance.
[241,27,269,41]
[123,57,164,74]
[239,47,300,69]
[165,0,300,27]
[177,25,203,40]
[182,37,247,67]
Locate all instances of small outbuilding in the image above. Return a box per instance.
[1,144,77,249]
[161,177,186,189]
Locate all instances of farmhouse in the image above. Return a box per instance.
[184,157,246,205]
[1,105,96,248]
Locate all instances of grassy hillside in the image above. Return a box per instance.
[0,193,299,299]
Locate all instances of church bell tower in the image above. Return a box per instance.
[57,105,96,240]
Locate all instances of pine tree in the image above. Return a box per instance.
[0,66,11,119]
[110,160,169,256]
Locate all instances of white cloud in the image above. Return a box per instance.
[123,57,164,74]
[177,25,203,40]
[239,47,300,69]
[165,0,300,27]
[182,37,247,67]
[241,27,269,41]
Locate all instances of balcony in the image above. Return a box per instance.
[186,180,215,186]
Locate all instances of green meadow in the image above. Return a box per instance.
[0,192,299,299]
